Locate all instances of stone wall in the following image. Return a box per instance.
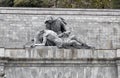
[0,7,120,78]
[0,47,120,78]
[0,7,120,49]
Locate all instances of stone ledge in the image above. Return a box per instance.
[0,7,120,16]
[0,7,120,12]
[0,47,119,78]
[0,47,120,67]
[0,46,119,59]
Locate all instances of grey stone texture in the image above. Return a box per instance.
[0,7,120,78]
[0,47,119,78]
[3,46,117,59]
[5,67,117,78]
[0,7,120,49]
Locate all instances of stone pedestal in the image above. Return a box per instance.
[0,47,119,78]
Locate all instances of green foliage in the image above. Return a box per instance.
[0,0,14,7]
[91,0,112,8]
[14,0,43,7]
[56,0,111,8]
[41,0,54,7]
[112,0,120,9]
[0,0,119,9]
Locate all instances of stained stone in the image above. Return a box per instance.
[0,8,120,49]
[0,7,120,78]
[0,47,119,78]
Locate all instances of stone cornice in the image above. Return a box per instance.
[0,7,120,16]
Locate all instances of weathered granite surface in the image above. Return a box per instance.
[0,47,120,78]
[3,46,116,59]
[0,7,120,49]
[0,7,120,78]
[5,67,117,78]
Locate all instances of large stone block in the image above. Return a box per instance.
[2,47,117,60]
[5,49,26,58]
[0,47,119,78]
[94,50,116,58]
[5,67,117,78]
